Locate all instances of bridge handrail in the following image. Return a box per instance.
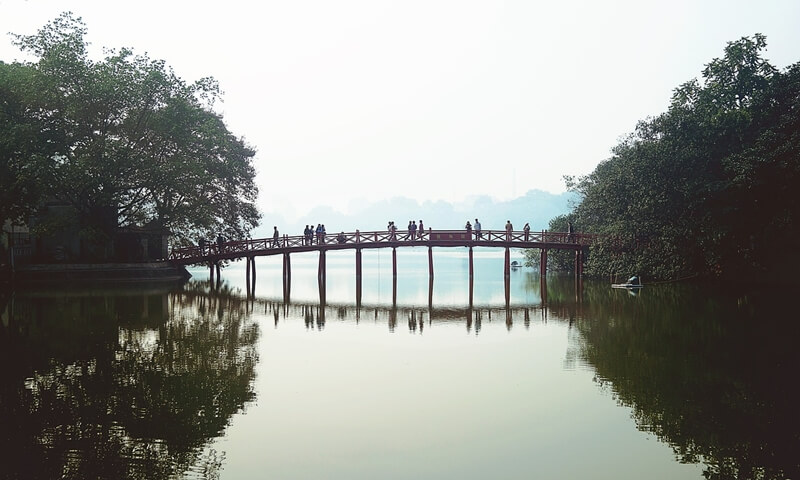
[168,229,598,262]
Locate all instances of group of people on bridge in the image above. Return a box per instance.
[303,224,327,245]
[388,220,427,241]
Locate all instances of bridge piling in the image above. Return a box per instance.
[251,256,257,291]
[318,250,326,283]
[469,246,474,278]
[246,257,253,297]
[283,274,291,303]
[540,249,548,277]
[469,275,474,309]
[504,247,511,278]
[355,249,362,307]
[283,253,291,289]
[392,248,397,278]
[428,276,433,309]
[504,276,510,308]
[428,247,434,279]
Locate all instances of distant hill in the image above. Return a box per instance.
[253,190,579,239]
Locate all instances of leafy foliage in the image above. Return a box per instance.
[3,12,260,247]
[564,35,800,283]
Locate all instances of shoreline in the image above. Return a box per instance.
[2,262,191,285]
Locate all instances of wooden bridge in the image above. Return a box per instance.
[169,229,595,299]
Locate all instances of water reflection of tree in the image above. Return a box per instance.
[572,283,800,480]
[0,280,258,480]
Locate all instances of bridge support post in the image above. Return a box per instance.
[504,247,511,278]
[251,256,257,291]
[540,275,548,305]
[209,261,215,284]
[283,273,291,304]
[392,275,397,307]
[540,249,548,277]
[428,275,434,310]
[318,250,326,283]
[392,247,397,278]
[574,249,582,278]
[246,257,254,297]
[469,246,474,278]
[318,274,326,307]
[428,246,434,279]
[469,274,474,309]
[504,276,511,308]
[355,249,362,307]
[283,252,291,290]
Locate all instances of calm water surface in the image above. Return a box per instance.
[1,248,797,479]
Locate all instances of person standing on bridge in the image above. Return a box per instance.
[272,226,280,247]
[505,221,513,241]
[465,221,472,238]
[568,221,575,243]
[523,222,530,241]
[216,233,224,253]
[474,218,481,239]
[418,220,424,240]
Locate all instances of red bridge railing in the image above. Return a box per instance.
[168,229,597,264]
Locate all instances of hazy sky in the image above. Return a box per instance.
[2,0,799,222]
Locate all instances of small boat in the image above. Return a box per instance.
[611,283,644,289]
[612,275,643,289]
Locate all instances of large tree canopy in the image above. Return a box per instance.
[2,12,260,246]
[564,35,800,283]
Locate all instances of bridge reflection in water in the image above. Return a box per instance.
[181,273,582,336]
[170,229,594,302]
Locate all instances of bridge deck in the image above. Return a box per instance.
[169,229,593,265]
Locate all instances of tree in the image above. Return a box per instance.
[0,61,55,233]
[6,12,260,250]
[563,35,799,283]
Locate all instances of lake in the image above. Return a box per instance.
[1,248,797,479]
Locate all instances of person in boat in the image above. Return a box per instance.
[627,275,640,285]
